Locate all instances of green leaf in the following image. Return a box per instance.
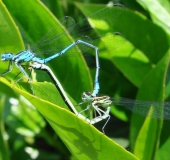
[0,0,24,79]
[41,0,64,18]
[0,0,24,52]
[0,78,138,160]
[75,2,169,88]
[157,0,170,14]
[130,49,170,159]
[137,0,170,34]
[156,132,170,160]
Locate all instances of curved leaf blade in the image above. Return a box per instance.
[0,77,138,160]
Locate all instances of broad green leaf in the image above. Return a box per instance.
[157,0,170,14]
[75,3,169,88]
[154,120,170,160]
[156,131,170,160]
[137,0,170,34]
[0,80,18,97]
[120,0,146,13]
[134,117,160,160]
[0,0,24,79]
[41,0,64,18]
[0,0,24,52]
[0,78,138,160]
[130,49,170,159]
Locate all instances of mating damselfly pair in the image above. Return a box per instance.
[1,3,169,134]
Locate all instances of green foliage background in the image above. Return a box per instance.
[0,0,170,160]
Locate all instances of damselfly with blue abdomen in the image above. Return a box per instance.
[0,4,126,96]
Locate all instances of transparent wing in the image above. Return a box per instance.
[31,4,126,56]
[30,16,76,55]
[111,97,170,119]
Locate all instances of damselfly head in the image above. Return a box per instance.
[82,91,94,102]
[1,53,13,61]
